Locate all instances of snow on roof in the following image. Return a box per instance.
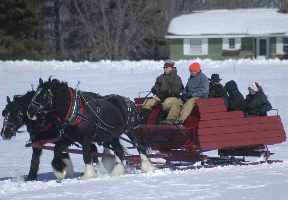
[166,8,288,37]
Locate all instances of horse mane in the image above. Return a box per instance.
[11,90,36,113]
[40,78,68,91]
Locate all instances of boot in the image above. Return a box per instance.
[156,108,168,124]
[173,119,183,125]
[159,120,173,125]
[140,108,152,124]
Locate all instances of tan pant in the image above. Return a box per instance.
[142,96,183,121]
[142,96,162,110]
[162,97,183,121]
[178,97,199,122]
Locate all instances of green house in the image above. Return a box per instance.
[165,9,288,60]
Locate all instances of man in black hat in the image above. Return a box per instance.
[208,74,228,108]
[208,74,222,98]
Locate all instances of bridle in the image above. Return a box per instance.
[27,88,53,117]
[1,108,23,138]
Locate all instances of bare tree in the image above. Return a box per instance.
[65,0,168,60]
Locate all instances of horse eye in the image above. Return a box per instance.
[2,110,7,117]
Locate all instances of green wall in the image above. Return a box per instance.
[169,38,254,60]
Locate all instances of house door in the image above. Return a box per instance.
[256,38,269,59]
[260,39,267,55]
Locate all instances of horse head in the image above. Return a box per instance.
[1,90,36,140]
[27,77,67,120]
[27,78,53,120]
[1,96,24,140]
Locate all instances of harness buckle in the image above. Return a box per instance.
[59,129,64,138]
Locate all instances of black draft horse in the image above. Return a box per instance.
[1,92,78,181]
[1,91,119,181]
[26,78,156,180]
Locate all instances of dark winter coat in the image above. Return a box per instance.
[225,80,246,112]
[209,84,229,109]
[208,82,215,98]
[245,91,272,116]
[209,83,227,98]
[151,68,183,100]
[183,71,209,99]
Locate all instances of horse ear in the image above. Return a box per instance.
[7,96,11,103]
[48,76,52,87]
[39,78,43,85]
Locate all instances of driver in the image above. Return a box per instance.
[139,60,183,124]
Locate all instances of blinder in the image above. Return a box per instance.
[28,88,53,118]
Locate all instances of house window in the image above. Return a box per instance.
[183,38,208,55]
[223,38,241,51]
[283,37,288,53]
[229,38,235,49]
[190,39,202,55]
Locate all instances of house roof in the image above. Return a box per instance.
[166,8,288,38]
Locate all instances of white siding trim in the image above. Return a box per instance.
[183,39,190,55]
[276,37,283,55]
[202,38,208,55]
[222,38,229,50]
[235,38,241,50]
[223,38,241,50]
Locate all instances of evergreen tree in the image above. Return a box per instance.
[0,0,45,60]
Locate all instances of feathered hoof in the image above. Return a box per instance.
[63,157,75,179]
[109,162,125,177]
[140,153,156,173]
[141,161,156,173]
[53,169,67,181]
[79,163,97,180]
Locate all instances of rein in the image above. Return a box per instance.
[43,100,73,114]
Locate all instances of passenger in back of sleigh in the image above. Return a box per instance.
[224,80,246,113]
[139,60,183,125]
[245,82,272,117]
[208,74,228,109]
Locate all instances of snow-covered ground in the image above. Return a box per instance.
[0,59,288,200]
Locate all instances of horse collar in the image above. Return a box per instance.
[56,87,83,128]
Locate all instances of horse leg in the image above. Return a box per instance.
[128,130,156,173]
[80,138,97,180]
[62,153,74,179]
[107,138,125,176]
[51,143,67,181]
[91,143,100,174]
[91,143,100,165]
[25,147,42,181]
[101,142,116,173]
[139,151,156,173]
[102,146,116,173]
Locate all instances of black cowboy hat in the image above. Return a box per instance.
[208,74,222,82]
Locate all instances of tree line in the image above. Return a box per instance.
[0,0,287,61]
